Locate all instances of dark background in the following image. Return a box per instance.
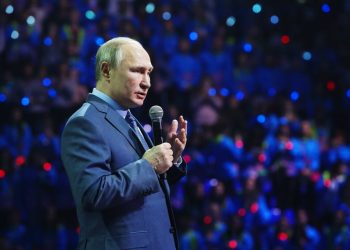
[1,0,350,249]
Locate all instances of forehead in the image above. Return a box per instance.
[121,44,153,68]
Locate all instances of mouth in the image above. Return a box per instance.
[136,92,147,99]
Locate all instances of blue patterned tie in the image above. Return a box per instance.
[125,111,149,150]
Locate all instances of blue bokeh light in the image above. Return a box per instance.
[270,15,279,24]
[235,91,245,100]
[95,37,104,46]
[243,43,253,53]
[257,114,266,123]
[85,10,96,20]
[209,178,218,187]
[48,89,57,97]
[145,3,155,13]
[42,78,52,87]
[162,12,171,20]
[11,30,19,39]
[143,124,152,133]
[322,4,331,13]
[26,16,35,25]
[5,5,14,14]
[21,97,30,106]
[44,37,52,46]
[220,88,229,97]
[290,91,299,101]
[208,88,216,96]
[189,32,198,41]
[346,89,350,98]
[0,93,7,102]
[302,51,312,61]
[226,16,236,27]
[252,3,262,14]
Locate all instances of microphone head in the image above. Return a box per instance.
[149,105,163,121]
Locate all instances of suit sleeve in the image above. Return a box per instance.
[166,157,187,185]
[61,116,160,211]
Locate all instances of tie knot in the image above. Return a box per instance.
[126,110,134,121]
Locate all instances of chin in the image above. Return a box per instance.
[129,100,144,108]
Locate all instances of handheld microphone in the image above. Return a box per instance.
[149,105,166,179]
[149,105,164,145]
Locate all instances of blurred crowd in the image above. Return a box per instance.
[1,0,350,249]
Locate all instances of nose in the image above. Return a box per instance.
[140,74,151,89]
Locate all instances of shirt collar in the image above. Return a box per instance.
[91,88,128,118]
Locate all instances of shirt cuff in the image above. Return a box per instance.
[174,157,183,167]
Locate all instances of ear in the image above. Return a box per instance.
[101,62,111,81]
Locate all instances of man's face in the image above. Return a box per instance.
[109,44,153,109]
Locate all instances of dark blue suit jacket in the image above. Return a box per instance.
[61,94,186,250]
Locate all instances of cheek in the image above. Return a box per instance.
[123,82,137,100]
[127,77,141,90]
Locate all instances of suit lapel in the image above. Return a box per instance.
[106,111,144,154]
[87,95,144,156]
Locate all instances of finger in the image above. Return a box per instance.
[175,138,185,150]
[162,142,172,148]
[169,148,173,155]
[178,128,187,143]
[168,119,178,136]
[172,139,184,161]
[179,116,187,132]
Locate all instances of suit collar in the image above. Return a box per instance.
[91,88,122,111]
[86,94,109,113]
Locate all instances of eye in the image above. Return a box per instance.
[130,67,153,75]
[130,68,142,73]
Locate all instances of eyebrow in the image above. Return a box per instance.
[131,66,153,72]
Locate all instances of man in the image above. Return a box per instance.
[61,37,187,250]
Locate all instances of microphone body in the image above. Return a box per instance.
[152,119,163,145]
[149,105,166,179]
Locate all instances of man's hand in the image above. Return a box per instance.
[167,116,187,163]
[142,143,173,174]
